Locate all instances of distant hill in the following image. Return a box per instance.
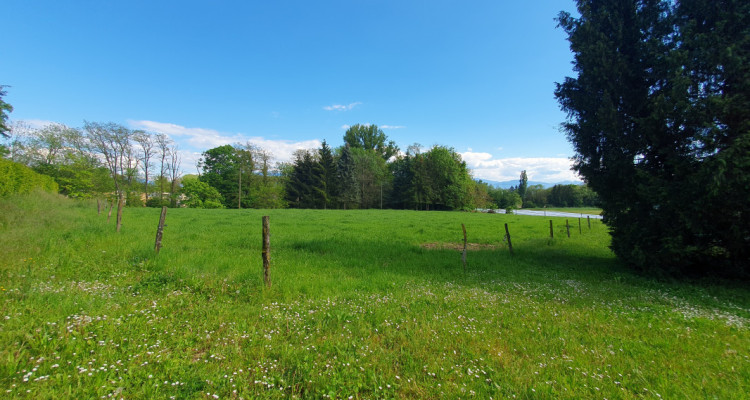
[477,179,583,189]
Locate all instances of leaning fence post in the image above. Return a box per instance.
[154,206,167,254]
[549,220,554,238]
[504,223,514,255]
[262,216,271,287]
[461,223,468,271]
[566,219,571,238]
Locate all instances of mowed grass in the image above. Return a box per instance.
[1,193,748,399]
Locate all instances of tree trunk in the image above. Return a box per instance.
[116,195,124,232]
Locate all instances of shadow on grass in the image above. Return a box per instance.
[283,236,750,314]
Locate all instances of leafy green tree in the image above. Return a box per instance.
[180,175,224,208]
[468,180,494,209]
[422,146,473,210]
[0,85,13,138]
[524,184,548,208]
[556,0,750,276]
[54,154,98,198]
[199,145,239,208]
[344,124,399,160]
[488,187,522,210]
[548,184,583,207]
[390,145,472,211]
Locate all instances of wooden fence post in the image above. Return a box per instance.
[461,223,468,271]
[262,216,271,287]
[587,216,591,229]
[504,223,514,255]
[578,218,582,234]
[97,198,101,215]
[549,220,554,238]
[154,206,167,254]
[566,219,571,238]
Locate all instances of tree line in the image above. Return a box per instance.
[1,120,184,230]
[197,124,488,211]
[1,112,598,214]
[479,179,599,211]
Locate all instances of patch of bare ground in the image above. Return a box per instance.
[420,242,499,251]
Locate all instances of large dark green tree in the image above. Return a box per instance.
[285,149,324,209]
[336,143,359,209]
[556,0,750,276]
[317,140,338,209]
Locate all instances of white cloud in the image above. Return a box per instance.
[323,102,361,111]
[128,120,241,149]
[380,125,405,130]
[244,137,321,163]
[128,120,321,174]
[459,151,581,183]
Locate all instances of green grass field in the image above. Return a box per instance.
[1,193,748,399]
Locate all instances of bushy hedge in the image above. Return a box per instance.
[0,158,59,196]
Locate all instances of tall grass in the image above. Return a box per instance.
[1,194,748,399]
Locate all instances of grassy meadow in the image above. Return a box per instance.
[1,193,748,399]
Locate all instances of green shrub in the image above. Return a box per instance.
[145,197,171,208]
[0,158,58,196]
[126,191,144,207]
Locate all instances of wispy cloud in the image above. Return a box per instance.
[381,125,405,129]
[459,151,580,183]
[323,102,361,111]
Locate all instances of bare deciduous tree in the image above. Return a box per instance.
[84,121,134,232]
[133,131,155,202]
[155,133,172,201]
[167,143,182,206]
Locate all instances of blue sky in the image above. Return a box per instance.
[3,0,580,182]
